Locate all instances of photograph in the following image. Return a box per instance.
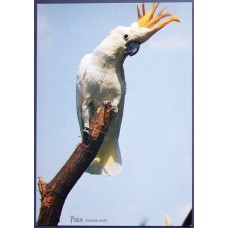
[35,0,193,226]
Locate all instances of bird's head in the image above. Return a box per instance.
[110,3,181,57]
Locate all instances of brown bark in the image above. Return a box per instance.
[37,102,116,226]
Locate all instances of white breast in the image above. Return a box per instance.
[84,61,125,109]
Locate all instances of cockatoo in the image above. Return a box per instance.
[76,3,180,176]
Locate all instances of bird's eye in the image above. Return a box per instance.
[123,34,129,40]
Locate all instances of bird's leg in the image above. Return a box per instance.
[82,99,92,141]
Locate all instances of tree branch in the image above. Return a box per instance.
[37,102,116,226]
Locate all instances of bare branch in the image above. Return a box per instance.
[37,102,116,225]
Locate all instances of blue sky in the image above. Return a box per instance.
[36,2,192,226]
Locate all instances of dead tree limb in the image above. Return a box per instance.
[37,102,116,226]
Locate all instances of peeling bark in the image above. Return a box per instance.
[37,102,116,226]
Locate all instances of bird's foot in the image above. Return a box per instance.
[83,127,91,143]
[103,100,111,106]
[103,100,118,114]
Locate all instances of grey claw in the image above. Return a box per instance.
[103,100,110,106]
[83,127,90,134]
[83,127,91,142]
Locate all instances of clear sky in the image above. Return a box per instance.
[36,1,192,226]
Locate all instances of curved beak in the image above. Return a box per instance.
[125,41,140,56]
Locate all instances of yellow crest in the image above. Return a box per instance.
[137,3,180,29]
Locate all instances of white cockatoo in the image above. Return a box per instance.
[76,3,180,176]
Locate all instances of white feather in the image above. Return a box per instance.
[76,30,127,176]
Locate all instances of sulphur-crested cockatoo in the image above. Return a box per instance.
[76,3,180,176]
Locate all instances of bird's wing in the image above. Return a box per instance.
[76,53,92,134]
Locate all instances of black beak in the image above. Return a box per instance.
[125,41,140,56]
